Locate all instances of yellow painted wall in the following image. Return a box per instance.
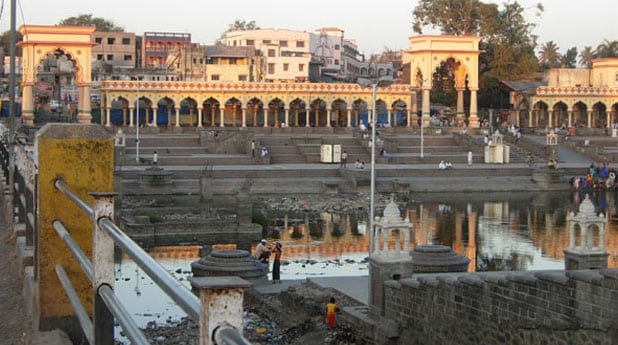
[37,124,113,318]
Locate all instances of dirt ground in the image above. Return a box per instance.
[0,220,30,344]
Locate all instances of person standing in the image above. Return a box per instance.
[153,151,158,165]
[251,140,256,157]
[271,242,282,284]
[326,297,338,328]
[340,150,348,168]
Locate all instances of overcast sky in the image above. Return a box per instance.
[1,0,616,56]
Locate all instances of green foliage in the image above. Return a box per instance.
[252,211,267,234]
[216,19,260,44]
[579,47,594,68]
[0,30,22,56]
[562,47,578,69]
[57,14,124,32]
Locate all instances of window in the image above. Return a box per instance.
[230,58,238,65]
[334,59,339,65]
[279,40,288,47]
[298,64,304,72]
[238,75,248,81]
[211,74,220,81]
[283,63,289,71]
[268,63,275,74]
[97,54,104,60]
[334,44,340,50]
[268,49,276,57]
[122,38,131,45]
[95,37,102,44]
[107,37,115,45]
[296,41,305,48]
[124,55,132,61]
[262,39,271,44]
[106,54,114,61]
[246,39,255,46]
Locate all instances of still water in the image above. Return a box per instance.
[114,190,618,332]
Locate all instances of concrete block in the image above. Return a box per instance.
[29,329,73,345]
[16,237,34,277]
[14,222,26,237]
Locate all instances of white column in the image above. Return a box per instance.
[386,108,392,127]
[175,107,181,127]
[242,107,247,127]
[197,106,203,128]
[220,106,225,127]
[105,107,111,127]
[129,107,134,127]
[346,109,351,127]
[326,109,331,127]
[587,110,592,128]
[263,108,268,127]
[305,110,310,128]
[152,107,158,127]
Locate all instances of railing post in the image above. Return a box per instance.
[190,277,252,345]
[91,192,117,345]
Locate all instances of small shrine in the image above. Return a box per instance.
[484,130,510,164]
[564,195,608,270]
[369,198,413,316]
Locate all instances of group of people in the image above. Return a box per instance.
[354,159,366,169]
[570,161,617,190]
[438,160,453,170]
[253,239,283,284]
[253,239,340,327]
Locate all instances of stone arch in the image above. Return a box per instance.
[573,101,589,128]
[201,98,220,127]
[157,97,176,127]
[19,25,96,125]
[406,35,481,128]
[310,99,327,127]
[552,101,569,129]
[288,98,307,127]
[222,98,242,127]
[592,101,608,129]
[330,99,348,127]
[391,99,409,127]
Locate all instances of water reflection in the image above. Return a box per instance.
[261,191,618,272]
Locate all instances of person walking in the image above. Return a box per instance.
[326,297,338,328]
[271,242,282,284]
[251,140,256,157]
[152,151,158,165]
[340,150,348,168]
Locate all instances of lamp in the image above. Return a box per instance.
[357,59,393,254]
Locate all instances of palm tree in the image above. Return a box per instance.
[538,41,561,69]
[578,46,594,68]
[595,39,618,58]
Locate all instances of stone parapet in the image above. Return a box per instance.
[381,269,618,345]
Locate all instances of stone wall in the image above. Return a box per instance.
[382,269,618,345]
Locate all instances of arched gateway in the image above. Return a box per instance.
[405,35,482,128]
[19,25,96,125]
[16,26,483,129]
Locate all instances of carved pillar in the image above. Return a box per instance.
[21,83,34,126]
[175,106,181,127]
[346,109,351,127]
[105,107,111,127]
[406,109,411,128]
[422,88,430,127]
[386,108,391,127]
[456,88,465,126]
[294,106,299,127]
[128,106,134,127]
[548,111,553,128]
[77,84,92,124]
[211,105,216,126]
[220,106,225,127]
[468,89,479,128]
[587,110,592,128]
[197,106,203,127]
[326,109,331,127]
[305,109,310,128]
[241,107,247,127]
[568,110,573,127]
[152,107,158,127]
[528,110,533,127]
[263,107,268,127]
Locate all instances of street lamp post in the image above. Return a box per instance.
[135,79,140,162]
[358,61,393,255]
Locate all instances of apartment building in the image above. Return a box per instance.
[225,29,315,83]
[91,31,136,69]
[141,32,192,69]
[168,44,262,82]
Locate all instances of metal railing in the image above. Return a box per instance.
[51,178,251,345]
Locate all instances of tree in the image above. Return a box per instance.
[595,39,618,58]
[0,30,22,56]
[538,41,561,70]
[578,46,594,68]
[562,47,577,68]
[216,19,260,44]
[58,14,124,32]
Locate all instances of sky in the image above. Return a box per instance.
[0,0,616,56]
